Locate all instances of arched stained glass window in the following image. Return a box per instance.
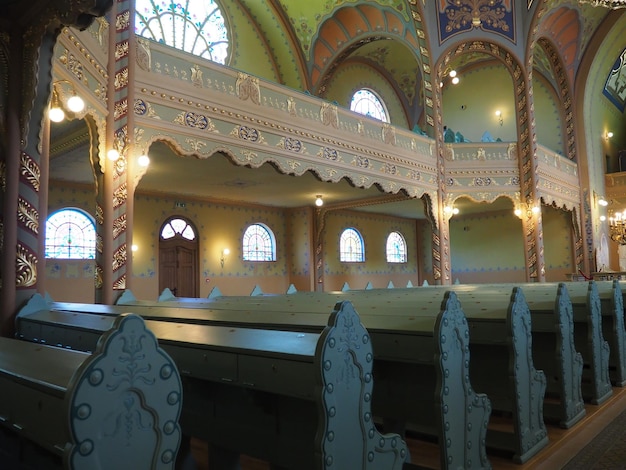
[135,0,229,64]
[350,88,389,122]
[161,217,196,240]
[243,223,276,261]
[386,231,407,263]
[45,208,96,259]
[339,228,364,262]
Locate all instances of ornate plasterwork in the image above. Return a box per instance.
[17,197,39,234]
[132,78,438,199]
[16,243,37,288]
[20,152,40,192]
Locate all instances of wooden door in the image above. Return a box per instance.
[159,240,198,297]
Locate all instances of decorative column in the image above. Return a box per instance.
[0,0,113,334]
[517,66,546,282]
[100,0,133,303]
[313,206,328,292]
[432,73,451,285]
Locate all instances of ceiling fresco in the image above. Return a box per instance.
[276,0,411,59]
[436,0,516,44]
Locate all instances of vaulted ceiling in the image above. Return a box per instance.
[46,1,625,219]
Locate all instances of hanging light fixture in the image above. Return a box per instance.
[315,195,324,207]
[579,0,626,8]
[48,80,85,122]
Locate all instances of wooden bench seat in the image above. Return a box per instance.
[0,314,182,470]
[17,297,414,470]
[20,292,492,470]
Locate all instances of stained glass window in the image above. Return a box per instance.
[339,228,364,262]
[386,231,407,263]
[161,217,196,240]
[243,223,275,261]
[350,89,389,122]
[135,0,229,64]
[45,209,96,259]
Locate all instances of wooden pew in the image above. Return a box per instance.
[399,283,585,429]
[61,287,548,463]
[0,313,182,470]
[494,282,612,405]
[17,297,415,470]
[514,284,586,429]
[577,280,626,387]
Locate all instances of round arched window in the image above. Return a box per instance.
[350,88,389,122]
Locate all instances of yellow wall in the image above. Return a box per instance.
[45,186,422,301]
[449,210,526,283]
[322,210,419,290]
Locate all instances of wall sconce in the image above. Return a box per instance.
[315,195,324,207]
[605,131,614,141]
[440,69,460,88]
[48,80,85,123]
[594,191,609,208]
[531,205,540,215]
[131,244,138,252]
[495,110,503,126]
[220,248,230,268]
[514,207,523,218]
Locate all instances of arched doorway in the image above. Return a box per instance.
[159,217,198,297]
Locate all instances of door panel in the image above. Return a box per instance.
[176,246,197,297]
[159,246,178,296]
[159,240,198,297]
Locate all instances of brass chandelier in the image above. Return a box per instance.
[609,210,626,245]
[579,0,626,8]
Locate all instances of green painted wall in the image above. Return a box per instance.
[324,62,409,128]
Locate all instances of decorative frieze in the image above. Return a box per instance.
[174,111,215,131]
[230,125,265,144]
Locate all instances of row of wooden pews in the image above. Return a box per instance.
[0,313,183,470]
[121,285,553,461]
[16,293,491,469]
[18,292,491,469]
[116,280,625,461]
[18,279,626,468]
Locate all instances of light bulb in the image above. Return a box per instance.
[138,155,150,167]
[107,149,120,161]
[67,95,85,113]
[48,106,65,122]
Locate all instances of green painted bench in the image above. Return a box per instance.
[17,297,410,470]
[0,314,182,470]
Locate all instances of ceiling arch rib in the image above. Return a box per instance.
[310,4,420,94]
[536,6,580,87]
